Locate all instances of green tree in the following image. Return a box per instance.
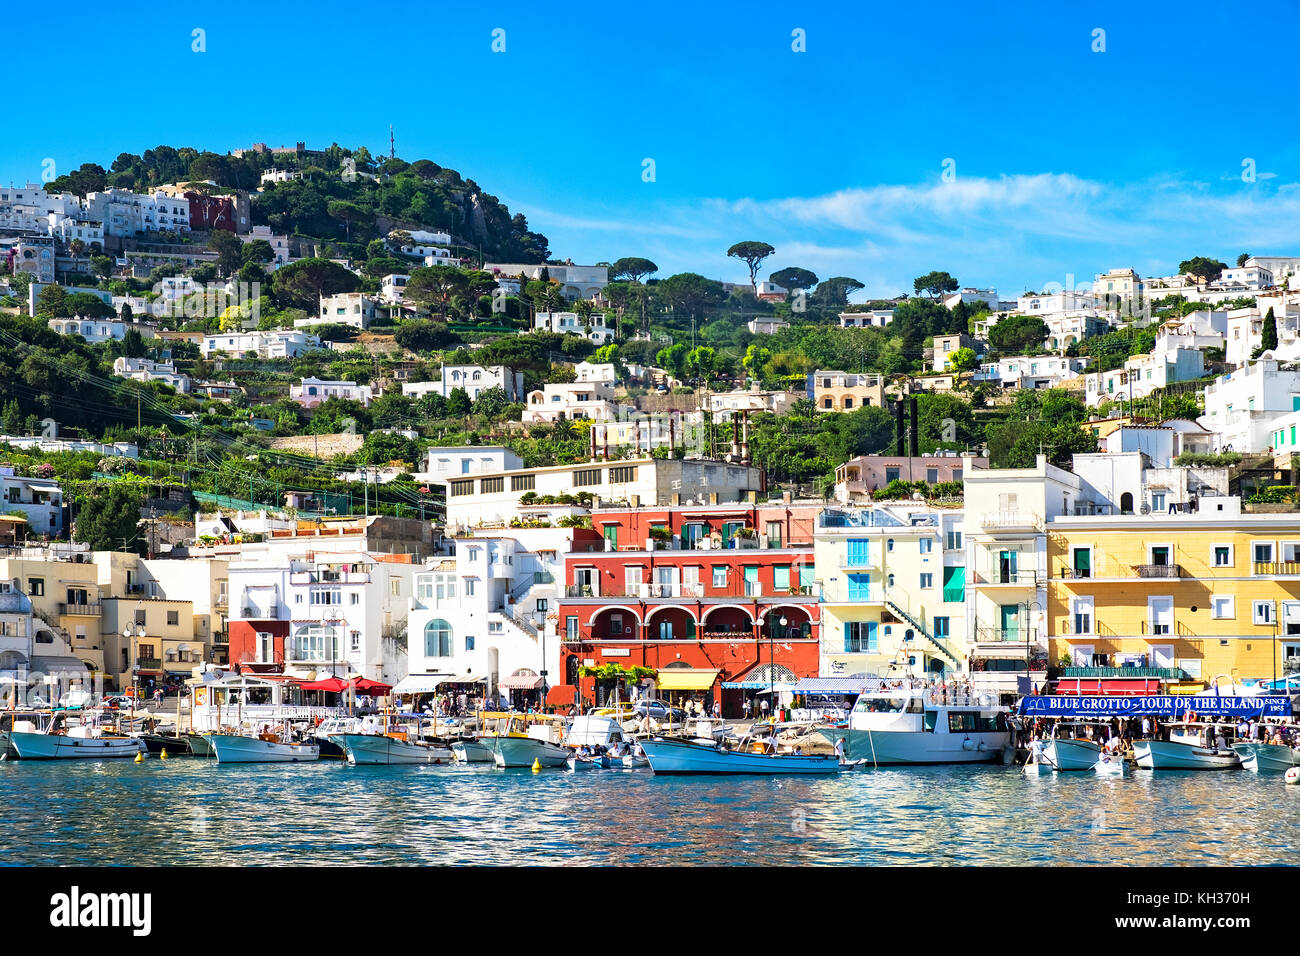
[726,241,776,295]
[655,343,689,379]
[1178,256,1227,284]
[1237,253,1251,268]
[610,257,658,282]
[913,271,959,299]
[812,276,865,307]
[208,230,244,275]
[392,321,462,353]
[987,315,1050,353]
[73,483,144,553]
[406,265,469,320]
[657,273,725,316]
[271,258,360,308]
[1262,307,1278,352]
[769,267,818,294]
[948,346,980,372]
[446,387,471,416]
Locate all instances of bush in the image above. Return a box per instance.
[1175,451,1243,467]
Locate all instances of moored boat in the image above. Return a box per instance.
[480,712,571,769]
[817,688,1010,765]
[451,738,493,763]
[208,732,321,764]
[1043,737,1104,771]
[336,733,452,765]
[639,735,840,775]
[9,725,145,760]
[1133,738,1241,771]
[1233,741,1300,772]
[183,733,215,757]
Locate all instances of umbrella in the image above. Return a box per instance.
[350,678,392,694]
[300,677,349,693]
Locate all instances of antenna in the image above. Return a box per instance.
[389,125,395,160]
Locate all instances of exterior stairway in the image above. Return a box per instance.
[884,598,960,666]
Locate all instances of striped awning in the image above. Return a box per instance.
[498,673,544,690]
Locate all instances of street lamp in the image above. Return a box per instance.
[1022,600,1042,692]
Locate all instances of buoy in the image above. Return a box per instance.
[160,749,168,760]
[531,758,542,772]
[134,752,144,763]
[1285,767,1300,785]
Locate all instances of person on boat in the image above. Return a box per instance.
[834,737,847,762]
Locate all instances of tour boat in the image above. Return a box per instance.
[9,723,145,760]
[816,687,1011,765]
[1042,723,1109,771]
[208,732,321,764]
[1233,741,1300,772]
[1133,725,1242,770]
[336,733,452,765]
[638,735,840,775]
[480,712,571,769]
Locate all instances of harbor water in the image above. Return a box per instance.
[2,760,1297,866]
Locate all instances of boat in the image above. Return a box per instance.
[9,713,146,760]
[479,712,571,769]
[566,753,604,771]
[451,738,494,763]
[1233,740,1300,772]
[621,752,650,769]
[208,731,321,764]
[639,735,840,775]
[1094,752,1126,775]
[1133,724,1242,770]
[137,733,192,755]
[1022,741,1055,775]
[816,687,1011,765]
[1038,721,1114,770]
[182,733,216,757]
[333,713,454,766]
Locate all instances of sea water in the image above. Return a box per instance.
[2,759,1296,866]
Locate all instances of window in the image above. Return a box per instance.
[773,566,791,591]
[465,635,475,651]
[609,466,637,483]
[933,617,950,640]
[134,609,146,626]
[488,621,503,634]
[481,477,504,494]
[1151,493,1166,512]
[28,578,44,596]
[926,468,938,484]
[449,479,473,497]
[920,573,933,589]
[424,619,452,657]
[167,610,179,626]
[822,398,832,409]
[1253,601,1274,625]
[511,474,535,491]
[536,598,548,612]
[886,468,900,483]
[291,625,338,662]
[573,468,602,487]
[1212,596,1234,620]
[566,617,578,641]
[843,621,877,653]
[847,573,872,600]
[1254,542,1275,565]
[1213,545,1232,567]
[886,539,895,552]
[464,579,476,596]
[766,521,782,548]
[351,631,361,652]
[310,589,341,605]
[846,538,870,566]
[919,538,932,554]
[844,397,854,409]
[945,529,962,550]
[712,566,727,588]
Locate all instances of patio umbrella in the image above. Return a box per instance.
[350,678,392,695]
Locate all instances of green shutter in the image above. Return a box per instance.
[942,566,964,603]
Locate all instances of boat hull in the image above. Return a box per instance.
[484,735,570,768]
[640,737,840,775]
[9,731,144,760]
[138,734,192,755]
[1045,738,1104,771]
[1133,740,1242,770]
[336,734,452,765]
[208,734,321,764]
[621,754,650,769]
[183,733,215,757]
[818,728,1008,765]
[452,739,494,763]
[1233,741,1300,772]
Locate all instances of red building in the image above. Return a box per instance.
[557,502,822,716]
[185,191,237,232]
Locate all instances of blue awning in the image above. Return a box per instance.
[1019,695,1293,719]
[722,680,797,690]
[792,677,882,695]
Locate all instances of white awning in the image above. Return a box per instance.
[393,674,454,695]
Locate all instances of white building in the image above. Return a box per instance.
[444,458,764,531]
[1155,310,1227,356]
[523,380,618,424]
[47,317,129,343]
[487,262,609,299]
[1215,264,1273,291]
[943,288,1000,310]
[413,447,524,486]
[0,469,63,537]
[531,311,614,344]
[404,527,579,702]
[200,330,318,358]
[1245,256,1300,288]
[975,355,1087,390]
[574,362,616,385]
[83,189,190,237]
[240,225,291,267]
[1200,359,1300,452]
[838,310,893,328]
[1225,305,1300,367]
[112,357,190,393]
[379,274,409,305]
[304,292,379,330]
[0,435,137,458]
[401,365,525,402]
[1085,348,1205,408]
[747,317,790,335]
[290,377,374,409]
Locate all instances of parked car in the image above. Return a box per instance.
[632,699,686,723]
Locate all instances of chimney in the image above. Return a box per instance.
[741,411,750,464]
[668,415,676,459]
[731,414,740,461]
[909,397,919,458]
[895,400,906,456]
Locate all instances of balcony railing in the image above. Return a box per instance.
[979,512,1041,532]
[1057,567,1092,579]
[974,569,1040,586]
[1134,563,1182,579]
[975,626,1039,643]
[241,606,282,619]
[564,582,814,600]
[1254,561,1300,576]
[1059,666,1186,679]
[59,602,101,616]
[837,555,879,569]
[136,657,162,671]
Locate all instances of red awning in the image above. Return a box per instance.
[350,678,392,694]
[1055,678,1160,696]
[546,684,578,707]
[300,677,348,692]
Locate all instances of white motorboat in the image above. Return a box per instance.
[9,723,145,760]
[1094,752,1126,775]
[451,738,494,763]
[208,732,321,764]
[1233,741,1300,772]
[1040,721,1111,771]
[1133,726,1243,770]
[817,688,1011,765]
[639,736,840,775]
[480,712,571,769]
[336,733,453,765]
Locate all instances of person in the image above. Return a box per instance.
[760,697,770,720]
[834,736,847,762]
[1251,720,1262,741]
[1141,717,1151,740]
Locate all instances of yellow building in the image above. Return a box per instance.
[815,505,964,680]
[1047,512,1300,685]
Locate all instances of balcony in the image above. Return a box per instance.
[837,554,880,570]
[136,657,162,671]
[1254,561,1300,576]
[975,626,1039,643]
[241,606,282,620]
[564,582,815,600]
[59,602,101,616]
[1134,563,1182,579]
[979,512,1041,533]
[973,569,1039,586]
[1059,666,1187,680]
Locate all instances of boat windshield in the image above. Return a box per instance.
[853,695,919,714]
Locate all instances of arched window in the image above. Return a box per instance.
[424,619,452,657]
[1120,492,1134,514]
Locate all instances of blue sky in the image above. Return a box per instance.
[10,1,1300,299]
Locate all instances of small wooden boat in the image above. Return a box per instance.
[566,753,603,771]
[10,726,145,760]
[638,736,839,775]
[137,733,192,755]
[621,753,650,769]
[1022,744,1056,776]
[1133,739,1241,770]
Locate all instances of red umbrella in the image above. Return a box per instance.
[300,677,349,692]
[350,678,392,694]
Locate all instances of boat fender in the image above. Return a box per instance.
[961,737,975,751]
[134,752,144,763]
[977,741,987,751]
[531,758,542,772]
[160,749,168,759]
[1285,767,1300,785]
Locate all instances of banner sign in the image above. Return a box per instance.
[1018,695,1292,718]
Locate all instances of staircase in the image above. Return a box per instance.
[885,599,960,666]
[497,611,540,643]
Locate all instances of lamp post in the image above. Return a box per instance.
[1022,600,1042,692]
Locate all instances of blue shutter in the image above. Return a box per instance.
[866,622,878,653]
[844,622,853,653]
